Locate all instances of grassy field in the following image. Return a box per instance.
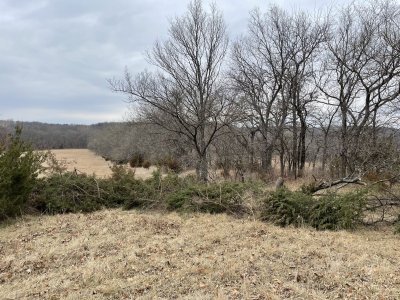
[44,149,158,179]
[43,149,316,186]
[1,210,399,299]
[3,149,397,299]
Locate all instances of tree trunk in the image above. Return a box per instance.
[372,109,378,149]
[260,125,273,172]
[261,146,273,172]
[312,148,319,170]
[249,131,255,170]
[292,107,298,178]
[279,138,285,177]
[196,151,208,182]
[298,119,306,177]
[340,107,348,178]
[196,124,208,182]
[321,132,328,173]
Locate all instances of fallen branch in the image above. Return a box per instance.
[370,174,400,187]
[311,177,366,194]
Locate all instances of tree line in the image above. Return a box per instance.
[0,120,89,149]
[0,120,191,168]
[109,0,400,182]
[2,0,399,183]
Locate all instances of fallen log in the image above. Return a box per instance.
[310,177,366,194]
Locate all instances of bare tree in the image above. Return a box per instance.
[230,6,292,173]
[285,11,328,178]
[110,0,233,181]
[311,105,339,174]
[318,0,400,177]
[231,7,327,177]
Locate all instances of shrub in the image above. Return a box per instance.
[129,153,144,168]
[261,188,313,227]
[158,157,181,173]
[167,158,181,172]
[167,181,247,215]
[122,171,186,210]
[300,181,319,195]
[44,150,67,175]
[261,188,367,230]
[31,172,114,214]
[109,165,156,209]
[0,127,45,220]
[308,191,366,230]
[102,156,111,162]
[142,160,151,169]
[32,165,138,214]
[116,159,129,165]
[31,166,170,215]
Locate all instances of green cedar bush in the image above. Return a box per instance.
[167,181,247,214]
[261,188,313,227]
[308,191,366,230]
[0,127,45,220]
[31,172,114,214]
[262,188,367,230]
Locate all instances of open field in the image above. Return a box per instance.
[44,149,157,179]
[1,210,399,299]
[44,149,318,186]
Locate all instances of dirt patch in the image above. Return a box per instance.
[1,210,399,299]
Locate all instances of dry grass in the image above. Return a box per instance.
[43,149,158,179]
[1,210,399,299]
[42,150,330,187]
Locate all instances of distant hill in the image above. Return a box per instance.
[0,120,90,149]
[0,120,186,164]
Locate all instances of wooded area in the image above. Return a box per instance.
[108,0,400,182]
[2,0,400,183]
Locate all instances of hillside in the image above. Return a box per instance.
[1,210,399,299]
[0,120,90,149]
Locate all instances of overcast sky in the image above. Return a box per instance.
[0,0,350,124]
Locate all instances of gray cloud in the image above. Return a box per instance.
[0,0,349,124]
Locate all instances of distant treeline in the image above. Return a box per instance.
[0,120,89,149]
[0,119,189,166]
[1,119,399,179]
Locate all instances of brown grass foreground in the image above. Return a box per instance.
[1,210,399,299]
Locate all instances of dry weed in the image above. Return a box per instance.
[1,210,399,299]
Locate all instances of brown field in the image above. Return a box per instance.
[1,210,399,299]
[44,149,157,179]
[43,149,319,185]
[4,149,398,299]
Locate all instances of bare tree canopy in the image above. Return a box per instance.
[318,0,400,177]
[230,6,293,172]
[230,6,327,177]
[108,0,400,182]
[110,0,236,181]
